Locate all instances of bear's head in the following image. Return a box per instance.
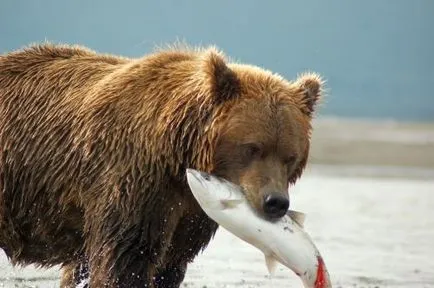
[199,48,323,220]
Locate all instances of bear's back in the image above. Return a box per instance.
[0,44,133,124]
[0,43,128,74]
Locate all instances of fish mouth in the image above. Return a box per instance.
[186,168,202,182]
[186,168,213,188]
[187,169,231,186]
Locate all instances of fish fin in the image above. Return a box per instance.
[220,199,243,209]
[265,254,278,276]
[286,210,306,228]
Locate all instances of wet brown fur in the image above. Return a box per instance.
[0,43,322,287]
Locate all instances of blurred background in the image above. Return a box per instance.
[1,1,433,287]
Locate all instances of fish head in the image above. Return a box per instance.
[186,169,242,210]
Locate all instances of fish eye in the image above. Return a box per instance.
[200,172,211,181]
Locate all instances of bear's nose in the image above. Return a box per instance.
[263,193,289,219]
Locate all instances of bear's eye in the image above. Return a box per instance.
[283,155,297,165]
[241,143,263,159]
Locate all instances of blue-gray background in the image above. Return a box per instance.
[1,0,433,121]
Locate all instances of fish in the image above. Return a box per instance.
[186,168,332,288]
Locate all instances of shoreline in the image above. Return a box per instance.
[309,117,434,172]
[305,163,434,181]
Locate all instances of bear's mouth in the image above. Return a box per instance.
[241,185,290,222]
[238,185,269,219]
[239,185,248,196]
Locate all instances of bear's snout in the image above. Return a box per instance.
[262,193,289,219]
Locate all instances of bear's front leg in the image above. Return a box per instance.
[61,252,155,288]
[59,263,76,288]
[153,212,219,288]
[154,262,187,288]
[91,244,156,287]
[85,216,164,287]
[59,257,89,288]
[83,195,184,287]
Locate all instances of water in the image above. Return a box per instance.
[2,1,434,122]
[0,166,433,287]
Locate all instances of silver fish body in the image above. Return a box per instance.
[186,168,332,288]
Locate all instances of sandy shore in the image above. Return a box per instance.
[309,118,434,170]
[1,171,433,288]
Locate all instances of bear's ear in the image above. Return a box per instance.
[295,73,323,116]
[201,48,240,102]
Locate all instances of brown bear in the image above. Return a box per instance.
[0,43,322,288]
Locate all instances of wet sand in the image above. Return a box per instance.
[1,118,434,288]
